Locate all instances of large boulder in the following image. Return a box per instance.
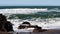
[0,14,7,32]
[0,14,14,32]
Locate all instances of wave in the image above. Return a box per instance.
[0,8,48,14]
[0,8,60,14]
[0,8,60,20]
[7,18,60,29]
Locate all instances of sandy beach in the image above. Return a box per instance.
[19,29,60,34]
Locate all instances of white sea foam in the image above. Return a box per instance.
[0,8,48,14]
[0,8,60,32]
[7,18,60,32]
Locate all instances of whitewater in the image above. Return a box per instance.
[0,8,60,32]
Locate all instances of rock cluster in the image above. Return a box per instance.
[18,21,47,32]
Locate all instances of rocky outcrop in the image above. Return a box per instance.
[18,21,47,32]
[0,14,14,32]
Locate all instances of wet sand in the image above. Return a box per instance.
[0,32,13,34]
[0,29,60,34]
[19,29,60,34]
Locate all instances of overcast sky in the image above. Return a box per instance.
[0,0,60,6]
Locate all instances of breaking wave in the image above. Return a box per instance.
[0,7,60,30]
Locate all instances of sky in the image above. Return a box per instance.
[0,0,60,6]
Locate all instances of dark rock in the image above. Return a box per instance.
[0,14,14,32]
[4,21,14,32]
[22,21,31,26]
[18,25,25,29]
[33,27,47,32]
[18,21,31,29]
[0,14,7,32]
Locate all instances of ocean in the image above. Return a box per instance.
[0,6,60,9]
[0,6,60,34]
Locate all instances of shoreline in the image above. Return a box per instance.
[18,29,60,34]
